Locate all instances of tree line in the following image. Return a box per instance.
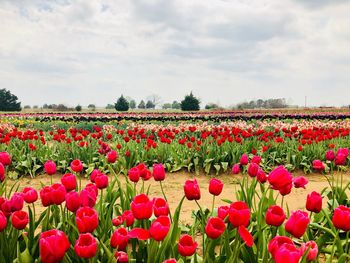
[0,88,295,112]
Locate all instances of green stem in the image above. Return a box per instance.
[346,231,349,254]
[100,189,104,227]
[45,207,50,230]
[195,200,206,254]
[160,181,173,223]
[211,196,215,216]
[60,204,65,230]
[281,196,284,210]
[78,173,82,192]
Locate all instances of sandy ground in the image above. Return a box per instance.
[6,170,350,225]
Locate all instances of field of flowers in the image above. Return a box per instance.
[0,111,350,262]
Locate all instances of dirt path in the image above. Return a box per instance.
[6,171,350,225]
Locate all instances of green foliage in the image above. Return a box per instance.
[138,100,146,109]
[171,101,181,109]
[180,92,200,111]
[75,105,82,112]
[115,95,129,111]
[146,100,155,109]
[105,104,115,109]
[0,89,21,111]
[205,103,219,110]
[129,99,136,109]
[162,103,172,109]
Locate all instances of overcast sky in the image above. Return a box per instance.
[0,0,349,108]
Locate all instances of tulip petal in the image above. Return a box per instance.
[238,226,254,247]
[128,228,150,240]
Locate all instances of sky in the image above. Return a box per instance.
[0,0,349,108]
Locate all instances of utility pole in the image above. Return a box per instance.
[305,96,307,108]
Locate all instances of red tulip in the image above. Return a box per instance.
[0,163,5,182]
[205,217,226,239]
[0,211,7,232]
[65,191,81,212]
[10,193,24,212]
[110,227,129,250]
[335,149,348,165]
[128,228,150,240]
[0,151,11,166]
[22,187,38,204]
[178,234,198,257]
[268,236,295,258]
[306,191,322,213]
[209,178,223,196]
[153,197,169,217]
[231,163,240,174]
[40,186,53,207]
[150,216,171,241]
[247,163,259,177]
[40,230,70,263]
[61,173,77,192]
[131,194,153,220]
[128,167,140,183]
[11,210,29,230]
[90,169,102,183]
[107,150,118,163]
[268,166,293,196]
[217,205,229,220]
[112,216,123,227]
[115,251,128,263]
[163,259,177,263]
[274,243,301,263]
[300,241,318,261]
[251,155,261,164]
[285,210,310,238]
[80,187,97,208]
[76,207,99,233]
[337,148,349,157]
[238,226,254,247]
[240,154,249,165]
[312,160,325,171]
[332,205,350,231]
[51,183,66,205]
[257,169,267,183]
[122,210,135,227]
[71,159,83,173]
[266,205,286,227]
[184,179,201,201]
[293,176,308,189]
[325,150,335,161]
[44,160,56,175]
[153,163,166,181]
[95,173,109,189]
[228,201,250,228]
[74,233,97,259]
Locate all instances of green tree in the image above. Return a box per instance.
[171,101,181,109]
[162,103,172,109]
[205,103,219,110]
[105,104,115,109]
[180,92,200,111]
[138,100,146,109]
[75,105,82,112]
[0,89,21,111]
[146,100,155,109]
[129,99,136,109]
[88,104,96,111]
[115,95,129,111]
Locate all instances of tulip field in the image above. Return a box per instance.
[1,111,350,262]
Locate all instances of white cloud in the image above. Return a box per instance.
[0,0,349,107]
